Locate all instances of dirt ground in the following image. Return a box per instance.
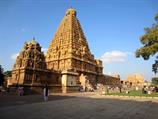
[0,92,158,119]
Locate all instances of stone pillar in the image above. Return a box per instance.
[61,70,78,93]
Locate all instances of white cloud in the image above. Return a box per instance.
[105,72,120,78]
[105,71,113,75]
[42,48,48,54]
[11,53,19,60]
[100,50,130,64]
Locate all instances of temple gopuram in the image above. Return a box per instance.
[10,8,120,93]
[124,73,145,88]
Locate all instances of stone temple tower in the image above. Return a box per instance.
[12,39,47,86]
[46,8,103,80]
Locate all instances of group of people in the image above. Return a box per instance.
[142,86,158,94]
[16,84,49,102]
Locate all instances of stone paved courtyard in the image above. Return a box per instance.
[0,92,158,119]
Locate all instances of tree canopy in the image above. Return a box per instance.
[0,65,4,86]
[4,71,12,77]
[152,77,158,85]
[135,13,158,73]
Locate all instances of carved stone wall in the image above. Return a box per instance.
[98,74,121,86]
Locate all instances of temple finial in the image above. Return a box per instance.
[66,7,76,16]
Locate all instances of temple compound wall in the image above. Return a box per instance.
[9,8,120,93]
[98,75,121,86]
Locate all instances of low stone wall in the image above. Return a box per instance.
[8,84,80,94]
[103,95,158,100]
[62,86,79,93]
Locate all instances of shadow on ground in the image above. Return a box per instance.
[0,94,76,107]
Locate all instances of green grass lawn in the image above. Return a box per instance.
[105,90,158,97]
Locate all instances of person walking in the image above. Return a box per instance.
[43,84,49,101]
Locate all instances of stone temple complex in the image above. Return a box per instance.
[10,8,120,93]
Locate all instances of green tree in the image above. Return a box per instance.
[4,71,12,77]
[151,77,158,85]
[0,65,4,86]
[135,13,158,73]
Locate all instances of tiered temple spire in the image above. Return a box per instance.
[46,8,102,74]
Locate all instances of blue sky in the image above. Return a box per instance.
[0,0,158,80]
